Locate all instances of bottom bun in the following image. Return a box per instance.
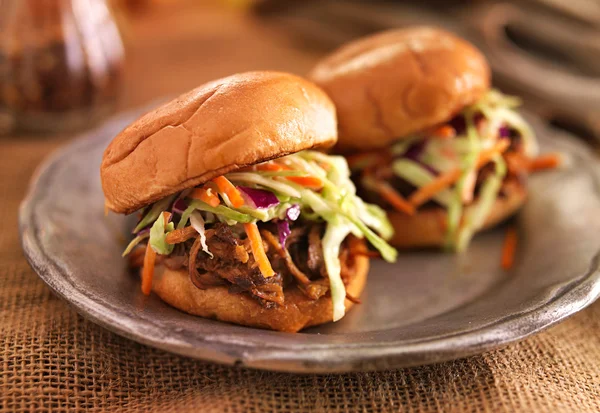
[388,180,526,248]
[149,244,369,333]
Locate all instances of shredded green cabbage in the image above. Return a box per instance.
[354,198,393,240]
[187,200,254,223]
[133,194,176,233]
[392,159,453,206]
[149,214,175,255]
[121,232,149,257]
[300,152,350,188]
[322,217,354,321]
[391,137,417,156]
[190,211,213,258]
[298,188,397,262]
[177,204,195,229]
[225,172,301,198]
[472,89,538,156]
[456,154,507,251]
[444,108,480,250]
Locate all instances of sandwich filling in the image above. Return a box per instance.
[123,151,396,321]
[347,90,539,251]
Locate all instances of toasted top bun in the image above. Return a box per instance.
[150,243,369,333]
[101,71,337,214]
[309,27,490,151]
[388,180,526,248]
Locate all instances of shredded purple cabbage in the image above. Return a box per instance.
[136,227,151,237]
[395,140,439,176]
[276,205,300,246]
[403,140,426,161]
[172,199,188,215]
[499,125,510,138]
[238,186,279,208]
[285,204,300,221]
[277,220,291,246]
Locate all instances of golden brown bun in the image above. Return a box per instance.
[150,249,369,333]
[101,71,337,214]
[388,181,526,248]
[309,27,490,151]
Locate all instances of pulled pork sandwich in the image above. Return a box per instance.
[309,27,539,251]
[101,71,396,332]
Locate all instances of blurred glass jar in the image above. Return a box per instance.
[0,0,125,134]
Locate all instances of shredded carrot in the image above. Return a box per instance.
[409,140,511,208]
[501,226,518,270]
[373,180,415,215]
[256,161,324,188]
[476,139,511,169]
[431,125,456,139]
[212,176,244,208]
[256,162,285,172]
[190,187,220,207]
[409,169,461,208]
[141,243,156,295]
[528,153,561,172]
[286,175,323,189]
[140,211,171,295]
[244,222,275,278]
[504,152,529,175]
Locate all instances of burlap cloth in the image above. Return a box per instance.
[1,137,600,413]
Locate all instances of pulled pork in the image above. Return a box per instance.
[131,221,359,308]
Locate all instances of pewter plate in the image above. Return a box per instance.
[19,108,600,373]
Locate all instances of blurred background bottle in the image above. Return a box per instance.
[0,0,125,135]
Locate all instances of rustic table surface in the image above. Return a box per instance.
[2,2,599,412]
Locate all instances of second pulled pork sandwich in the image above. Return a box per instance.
[309,27,539,251]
